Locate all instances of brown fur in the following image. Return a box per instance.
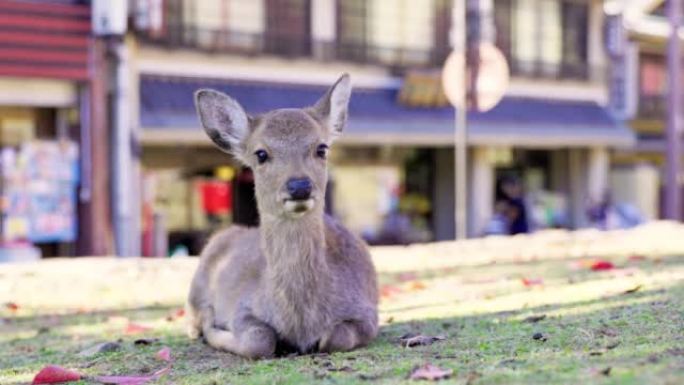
[187,74,378,358]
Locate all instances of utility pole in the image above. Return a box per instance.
[665,0,682,220]
[453,0,468,240]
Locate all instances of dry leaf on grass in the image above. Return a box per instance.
[623,285,643,295]
[155,346,172,362]
[92,365,171,385]
[590,260,615,271]
[523,314,546,323]
[409,363,453,381]
[521,278,543,287]
[125,322,153,335]
[399,334,446,348]
[32,365,81,384]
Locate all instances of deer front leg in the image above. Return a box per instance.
[319,319,377,353]
[202,307,277,359]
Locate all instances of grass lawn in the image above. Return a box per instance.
[1,223,684,384]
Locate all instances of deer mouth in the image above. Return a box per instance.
[283,198,315,216]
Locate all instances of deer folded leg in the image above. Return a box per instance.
[319,319,376,353]
[202,307,277,359]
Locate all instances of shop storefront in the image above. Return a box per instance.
[0,0,98,260]
[138,75,635,245]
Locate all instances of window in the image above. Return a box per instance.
[497,0,589,79]
[337,0,436,67]
[265,0,311,56]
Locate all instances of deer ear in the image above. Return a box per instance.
[312,74,352,138]
[195,89,250,156]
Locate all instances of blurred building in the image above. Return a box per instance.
[611,0,682,220]
[0,0,112,260]
[0,0,643,258]
[116,0,637,253]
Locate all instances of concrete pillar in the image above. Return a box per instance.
[568,148,587,228]
[311,0,336,60]
[470,146,494,236]
[587,147,609,203]
[432,148,455,241]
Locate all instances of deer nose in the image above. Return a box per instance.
[286,177,312,201]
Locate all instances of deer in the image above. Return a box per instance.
[186,74,379,358]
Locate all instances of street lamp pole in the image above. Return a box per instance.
[454,0,468,240]
[665,0,682,220]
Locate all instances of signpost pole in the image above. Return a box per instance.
[454,0,468,240]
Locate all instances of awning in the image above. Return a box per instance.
[140,75,635,148]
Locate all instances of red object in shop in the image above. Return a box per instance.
[200,181,232,215]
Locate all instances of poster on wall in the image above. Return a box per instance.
[1,141,79,243]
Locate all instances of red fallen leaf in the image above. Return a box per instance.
[5,302,19,312]
[590,260,615,271]
[155,346,171,362]
[124,322,152,335]
[166,308,186,322]
[521,278,543,287]
[409,363,453,381]
[380,285,403,298]
[628,255,646,262]
[32,365,81,384]
[93,366,170,385]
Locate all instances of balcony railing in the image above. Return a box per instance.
[138,25,598,81]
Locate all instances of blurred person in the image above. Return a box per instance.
[496,176,529,235]
[483,200,510,236]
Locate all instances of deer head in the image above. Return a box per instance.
[195,74,352,220]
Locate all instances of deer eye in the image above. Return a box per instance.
[254,149,269,164]
[316,144,329,159]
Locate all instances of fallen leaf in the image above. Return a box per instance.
[628,255,646,262]
[589,351,603,356]
[622,284,643,295]
[521,278,543,287]
[409,363,453,381]
[380,285,403,298]
[32,365,81,384]
[155,347,172,362]
[92,366,170,385]
[400,334,446,348]
[5,302,19,312]
[125,323,152,335]
[523,314,546,323]
[597,327,618,337]
[133,338,159,346]
[600,367,612,376]
[590,260,615,271]
[407,281,427,291]
[78,342,121,357]
[606,341,620,350]
[165,308,186,322]
[385,316,395,324]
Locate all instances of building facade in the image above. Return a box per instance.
[108,0,635,254]
[0,0,112,260]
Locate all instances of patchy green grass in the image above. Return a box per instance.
[2,226,684,384]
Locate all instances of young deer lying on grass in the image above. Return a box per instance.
[187,74,378,358]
